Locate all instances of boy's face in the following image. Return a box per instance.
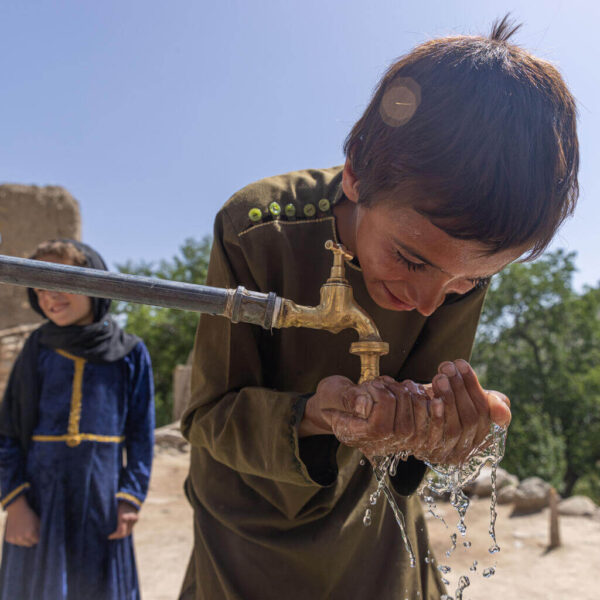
[341,164,526,317]
[34,257,94,327]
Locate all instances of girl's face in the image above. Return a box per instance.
[34,257,94,327]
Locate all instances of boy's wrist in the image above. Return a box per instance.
[299,395,332,438]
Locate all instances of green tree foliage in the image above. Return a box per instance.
[114,237,212,426]
[472,250,600,500]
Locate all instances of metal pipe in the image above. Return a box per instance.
[1,242,389,382]
[0,255,281,330]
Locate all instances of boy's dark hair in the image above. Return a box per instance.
[30,240,88,266]
[344,16,579,259]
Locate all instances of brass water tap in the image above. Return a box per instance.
[275,241,389,382]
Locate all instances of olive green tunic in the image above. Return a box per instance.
[180,167,488,600]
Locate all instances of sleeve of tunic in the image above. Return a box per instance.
[116,342,155,509]
[181,209,320,487]
[0,346,35,510]
[0,436,29,509]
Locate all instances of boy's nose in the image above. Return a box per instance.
[410,281,446,317]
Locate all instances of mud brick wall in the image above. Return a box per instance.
[0,184,81,331]
[0,324,39,399]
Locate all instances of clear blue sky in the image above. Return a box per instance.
[1,0,598,289]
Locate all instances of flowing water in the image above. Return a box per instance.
[363,423,507,599]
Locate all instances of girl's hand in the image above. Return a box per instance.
[108,501,139,540]
[5,495,40,547]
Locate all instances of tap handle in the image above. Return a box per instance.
[324,240,353,281]
[325,240,353,261]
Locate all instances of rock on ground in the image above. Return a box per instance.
[511,477,552,515]
[464,466,518,497]
[558,495,599,518]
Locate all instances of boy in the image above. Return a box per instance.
[180,18,578,599]
[0,240,154,600]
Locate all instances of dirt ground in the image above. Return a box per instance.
[425,497,600,600]
[1,447,596,599]
[137,447,600,600]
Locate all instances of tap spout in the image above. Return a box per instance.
[275,287,381,341]
[274,241,389,382]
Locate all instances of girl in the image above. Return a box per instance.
[0,240,154,600]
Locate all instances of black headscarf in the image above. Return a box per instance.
[0,240,140,450]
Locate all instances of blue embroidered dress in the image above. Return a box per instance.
[0,341,154,600]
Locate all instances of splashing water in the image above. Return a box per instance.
[362,423,507,598]
[488,458,502,554]
[446,533,457,557]
[455,575,470,600]
[422,425,506,539]
[370,455,417,566]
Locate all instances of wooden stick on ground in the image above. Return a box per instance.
[548,486,561,550]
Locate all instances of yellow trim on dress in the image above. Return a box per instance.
[41,350,124,447]
[1,482,30,508]
[115,492,142,508]
[55,349,83,362]
[56,350,87,444]
[31,434,125,444]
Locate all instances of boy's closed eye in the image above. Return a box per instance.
[394,249,491,289]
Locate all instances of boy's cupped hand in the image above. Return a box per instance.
[300,360,510,465]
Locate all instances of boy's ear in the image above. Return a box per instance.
[342,159,360,204]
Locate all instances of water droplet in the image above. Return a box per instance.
[438,565,451,574]
[469,560,478,572]
[446,533,457,557]
[454,575,470,600]
[369,493,378,505]
[489,543,501,554]
[363,509,372,527]
[463,541,472,548]
[483,567,496,578]
[359,458,366,466]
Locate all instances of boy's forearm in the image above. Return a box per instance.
[185,387,321,486]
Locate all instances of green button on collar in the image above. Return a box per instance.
[284,203,296,218]
[303,203,316,218]
[268,202,281,217]
[248,208,262,222]
[318,198,331,212]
